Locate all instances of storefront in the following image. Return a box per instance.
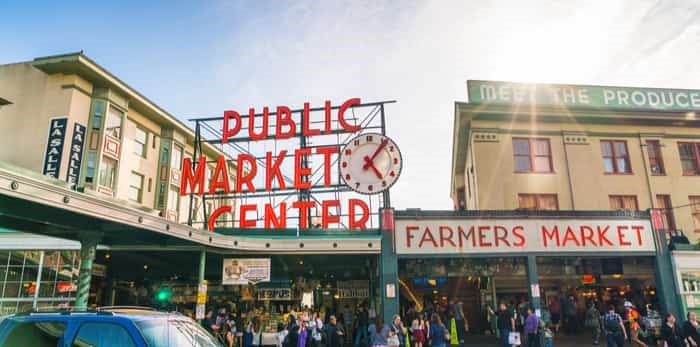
[671,251,700,318]
[383,209,679,333]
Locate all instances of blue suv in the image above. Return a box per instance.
[0,307,222,347]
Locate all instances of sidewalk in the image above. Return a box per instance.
[461,334,606,347]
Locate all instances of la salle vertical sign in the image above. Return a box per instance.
[66,123,86,188]
[42,117,68,179]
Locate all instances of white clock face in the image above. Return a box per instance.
[339,133,403,195]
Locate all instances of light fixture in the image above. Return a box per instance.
[333,294,340,299]
[650,290,656,295]
[427,279,437,286]
[612,274,622,279]
[105,253,111,259]
[143,265,149,270]
[299,260,304,265]
[432,290,438,294]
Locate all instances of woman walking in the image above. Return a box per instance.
[427,314,448,347]
[660,313,684,347]
[524,307,540,347]
[369,316,391,347]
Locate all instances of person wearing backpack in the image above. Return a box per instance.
[603,305,627,347]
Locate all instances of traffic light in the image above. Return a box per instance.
[155,287,172,303]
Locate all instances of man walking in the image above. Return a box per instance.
[497,303,515,347]
[602,305,627,347]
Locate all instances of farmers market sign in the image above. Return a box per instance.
[468,80,700,112]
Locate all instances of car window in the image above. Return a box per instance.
[136,319,169,347]
[72,322,136,347]
[171,320,221,347]
[0,320,67,347]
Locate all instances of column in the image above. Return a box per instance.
[75,235,100,311]
[654,230,683,317]
[32,251,45,309]
[198,250,206,285]
[380,227,399,321]
[526,255,541,312]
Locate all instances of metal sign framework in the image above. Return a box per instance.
[187,100,396,231]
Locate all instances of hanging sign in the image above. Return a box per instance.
[337,280,370,298]
[395,217,656,254]
[66,122,86,188]
[258,288,292,300]
[42,117,68,179]
[222,258,271,285]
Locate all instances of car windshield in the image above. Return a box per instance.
[136,317,222,347]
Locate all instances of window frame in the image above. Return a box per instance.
[517,193,559,211]
[689,196,700,233]
[645,140,666,175]
[609,195,639,211]
[98,156,117,189]
[600,140,632,174]
[71,321,137,347]
[128,172,145,203]
[678,142,700,176]
[655,194,676,232]
[512,137,554,174]
[134,126,148,158]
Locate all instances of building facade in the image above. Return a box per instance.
[451,81,700,241]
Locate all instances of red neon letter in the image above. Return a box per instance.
[406,226,419,248]
[617,225,631,246]
[292,200,316,229]
[632,225,644,246]
[324,100,332,134]
[337,98,362,132]
[275,106,296,139]
[512,226,526,247]
[180,156,206,195]
[302,102,321,137]
[208,156,231,194]
[208,205,232,231]
[322,199,341,228]
[264,202,286,229]
[249,107,269,141]
[316,146,339,187]
[222,110,242,143]
[265,150,287,191]
[348,198,369,229]
[239,204,257,228]
[294,148,312,189]
[236,154,257,193]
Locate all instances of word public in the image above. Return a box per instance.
[181,98,371,230]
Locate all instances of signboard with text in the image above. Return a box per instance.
[42,117,68,178]
[66,122,86,188]
[468,80,700,112]
[222,258,271,285]
[395,217,656,255]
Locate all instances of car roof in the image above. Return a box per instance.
[6,307,187,323]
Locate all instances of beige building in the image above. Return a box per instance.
[451,80,700,241]
[0,52,235,229]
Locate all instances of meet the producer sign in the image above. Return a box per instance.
[394,218,656,255]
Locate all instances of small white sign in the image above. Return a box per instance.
[222,258,271,285]
[531,284,540,298]
[195,303,205,320]
[386,283,396,298]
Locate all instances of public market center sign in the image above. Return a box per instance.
[468,80,700,112]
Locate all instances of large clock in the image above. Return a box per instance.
[339,133,403,194]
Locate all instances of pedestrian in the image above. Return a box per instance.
[355,305,370,347]
[390,315,406,347]
[524,307,540,347]
[564,296,578,335]
[344,305,355,343]
[326,315,346,347]
[585,302,602,345]
[549,298,561,333]
[410,319,426,347]
[497,303,515,347]
[660,313,685,347]
[427,313,448,347]
[486,304,497,336]
[684,312,700,347]
[453,300,468,343]
[628,308,647,347]
[369,316,391,347]
[248,316,262,347]
[602,305,627,347]
[310,312,324,347]
[285,315,300,347]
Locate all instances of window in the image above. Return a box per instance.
[609,195,638,211]
[91,100,106,130]
[656,195,676,232]
[72,322,136,347]
[1,321,67,347]
[172,144,183,170]
[601,140,631,174]
[105,106,123,139]
[512,138,553,173]
[646,140,665,175]
[128,172,144,203]
[690,196,700,233]
[157,183,166,209]
[98,156,117,189]
[168,188,180,211]
[679,143,700,175]
[161,145,170,165]
[134,127,148,158]
[85,152,97,184]
[518,194,558,210]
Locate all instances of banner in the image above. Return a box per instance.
[337,280,370,298]
[395,218,656,255]
[258,288,292,300]
[66,122,86,188]
[42,117,68,178]
[468,80,700,112]
[222,258,271,285]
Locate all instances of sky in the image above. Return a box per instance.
[3,0,700,210]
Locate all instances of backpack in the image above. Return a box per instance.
[604,316,621,333]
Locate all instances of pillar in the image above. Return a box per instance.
[379,208,398,321]
[198,250,206,285]
[526,255,541,313]
[75,235,100,311]
[654,231,683,318]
